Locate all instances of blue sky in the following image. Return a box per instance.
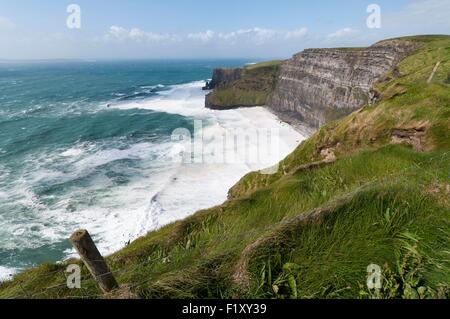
[0,0,449,59]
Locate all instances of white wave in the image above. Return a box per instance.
[140,84,164,89]
[0,138,181,256]
[60,147,85,158]
[0,266,16,282]
[72,142,154,171]
[113,81,211,118]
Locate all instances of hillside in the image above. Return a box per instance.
[0,35,449,299]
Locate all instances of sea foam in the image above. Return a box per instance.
[0,266,16,282]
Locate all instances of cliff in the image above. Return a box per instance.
[203,67,244,90]
[205,40,419,129]
[268,39,419,128]
[205,61,281,110]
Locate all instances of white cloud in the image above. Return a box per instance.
[188,27,308,45]
[85,25,310,58]
[218,27,278,45]
[108,25,128,40]
[188,30,215,42]
[0,16,15,29]
[327,27,359,40]
[110,26,309,46]
[105,26,179,43]
[285,27,308,39]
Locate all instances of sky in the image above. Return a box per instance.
[0,0,449,60]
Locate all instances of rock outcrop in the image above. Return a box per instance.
[204,62,281,110]
[203,68,243,90]
[268,39,419,128]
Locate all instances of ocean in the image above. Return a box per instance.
[0,60,306,281]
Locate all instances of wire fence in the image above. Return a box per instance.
[2,150,449,299]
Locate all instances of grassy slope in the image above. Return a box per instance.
[206,60,282,108]
[1,36,449,299]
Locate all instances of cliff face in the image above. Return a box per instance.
[268,39,418,128]
[204,68,244,90]
[204,61,281,110]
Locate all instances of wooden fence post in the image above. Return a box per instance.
[427,61,441,84]
[69,229,119,293]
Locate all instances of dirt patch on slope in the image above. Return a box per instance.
[391,124,430,152]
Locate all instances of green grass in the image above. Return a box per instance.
[246,166,450,299]
[245,60,283,70]
[206,88,269,107]
[207,60,281,108]
[1,35,449,299]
